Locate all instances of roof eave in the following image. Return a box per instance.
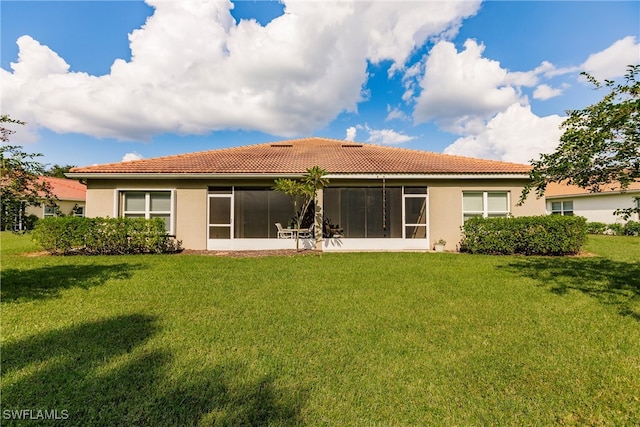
[66,172,532,180]
[546,188,640,199]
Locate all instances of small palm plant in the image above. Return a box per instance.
[274,166,329,251]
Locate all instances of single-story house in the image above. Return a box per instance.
[6,176,86,231]
[545,181,640,223]
[67,137,544,251]
[25,176,87,219]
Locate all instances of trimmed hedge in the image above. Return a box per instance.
[33,217,182,255]
[460,215,587,256]
[586,220,640,236]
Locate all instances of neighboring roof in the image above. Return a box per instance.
[545,180,640,198]
[40,177,87,201]
[69,137,531,176]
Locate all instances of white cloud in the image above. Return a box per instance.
[581,36,640,81]
[122,152,144,162]
[0,0,480,142]
[353,124,415,145]
[443,103,564,163]
[385,105,409,121]
[345,126,357,141]
[367,128,415,145]
[533,84,564,100]
[412,39,524,132]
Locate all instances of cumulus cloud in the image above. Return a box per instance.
[0,0,480,142]
[122,152,144,162]
[366,128,415,145]
[385,105,409,121]
[413,39,525,133]
[533,84,564,100]
[345,126,357,141]
[581,36,640,81]
[351,124,415,145]
[443,104,564,164]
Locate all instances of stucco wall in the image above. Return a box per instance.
[26,200,85,218]
[85,179,208,250]
[83,177,545,251]
[546,192,640,224]
[428,180,545,251]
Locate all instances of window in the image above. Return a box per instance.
[463,191,509,221]
[121,191,173,233]
[551,201,573,216]
[44,205,57,218]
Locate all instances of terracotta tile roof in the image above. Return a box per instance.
[545,180,640,197]
[39,177,86,200]
[70,137,532,175]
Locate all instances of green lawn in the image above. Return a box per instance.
[1,233,639,426]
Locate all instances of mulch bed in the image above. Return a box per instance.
[178,249,321,258]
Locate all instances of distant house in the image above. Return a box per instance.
[544,181,640,223]
[67,137,545,251]
[26,177,87,219]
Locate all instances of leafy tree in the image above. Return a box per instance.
[521,65,640,219]
[1,115,56,231]
[46,164,76,179]
[274,166,329,251]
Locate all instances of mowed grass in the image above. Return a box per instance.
[1,232,639,426]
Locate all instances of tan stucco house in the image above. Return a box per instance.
[25,176,87,220]
[67,137,544,251]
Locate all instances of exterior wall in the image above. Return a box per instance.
[83,176,545,251]
[546,192,640,224]
[25,200,85,218]
[428,180,544,251]
[86,179,208,250]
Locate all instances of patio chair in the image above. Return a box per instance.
[297,226,314,238]
[275,223,295,239]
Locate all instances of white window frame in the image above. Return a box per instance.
[117,190,176,235]
[551,200,573,216]
[43,205,57,218]
[462,191,510,221]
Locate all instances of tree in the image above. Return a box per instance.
[521,65,640,219]
[46,164,76,179]
[274,166,329,251]
[1,115,56,231]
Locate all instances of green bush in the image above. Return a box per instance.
[607,223,624,236]
[623,220,640,236]
[460,215,587,256]
[33,217,182,255]
[586,221,608,234]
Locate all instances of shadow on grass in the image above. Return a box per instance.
[1,314,306,426]
[503,257,640,321]
[1,263,141,303]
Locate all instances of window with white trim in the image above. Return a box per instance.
[73,205,85,217]
[551,201,573,216]
[120,191,173,233]
[463,191,509,221]
[44,205,56,218]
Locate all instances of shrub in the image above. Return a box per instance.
[623,220,640,236]
[33,217,182,255]
[460,215,587,256]
[586,221,608,235]
[606,223,624,236]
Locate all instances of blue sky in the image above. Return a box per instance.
[1,1,639,168]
